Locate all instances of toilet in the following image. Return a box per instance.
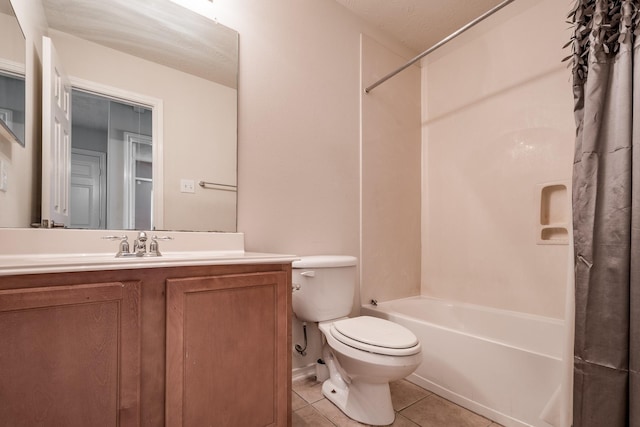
[292,255,422,426]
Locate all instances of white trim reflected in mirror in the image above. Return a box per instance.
[123,132,153,230]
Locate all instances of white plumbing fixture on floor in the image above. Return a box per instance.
[292,255,422,426]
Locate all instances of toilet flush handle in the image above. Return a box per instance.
[300,271,315,278]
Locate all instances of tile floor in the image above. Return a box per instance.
[292,377,504,427]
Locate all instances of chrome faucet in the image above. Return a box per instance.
[103,232,173,257]
[133,231,148,256]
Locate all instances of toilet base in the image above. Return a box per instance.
[321,378,395,426]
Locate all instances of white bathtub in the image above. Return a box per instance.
[361,296,563,427]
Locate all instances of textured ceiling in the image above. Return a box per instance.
[334,0,508,54]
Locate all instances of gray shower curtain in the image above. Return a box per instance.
[569,1,640,426]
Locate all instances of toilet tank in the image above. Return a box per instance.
[292,255,357,322]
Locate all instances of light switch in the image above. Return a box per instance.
[0,160,7,192]
[180,179,195,193]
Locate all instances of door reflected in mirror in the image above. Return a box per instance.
[70,89,153,230]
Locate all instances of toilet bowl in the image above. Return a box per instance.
[292,256,422,425]
[318,316,422,425]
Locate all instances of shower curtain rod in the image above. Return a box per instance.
[364,0,517,94]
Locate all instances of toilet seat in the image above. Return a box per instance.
[330,316,420,356]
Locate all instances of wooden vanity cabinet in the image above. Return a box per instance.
[0,279,142,427]
[0,262,292,427]
[166,271,290,426]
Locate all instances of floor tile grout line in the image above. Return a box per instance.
[293,378,503,427]
[394,392,433,413]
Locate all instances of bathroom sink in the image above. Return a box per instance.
[0,229,296,276]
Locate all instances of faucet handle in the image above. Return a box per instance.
[149,235,174,256]
[102,235,131,257]
[101,235,127,241]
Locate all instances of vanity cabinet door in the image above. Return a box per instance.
[0,280,141,427]
[166,271,290,427]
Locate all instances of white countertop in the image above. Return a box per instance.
[0,251,298,276]
[0,229,298,276]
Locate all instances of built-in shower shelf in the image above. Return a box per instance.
[540,225,569,243]
[536,182,569,245]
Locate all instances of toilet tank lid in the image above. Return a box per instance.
[292,255,357,268]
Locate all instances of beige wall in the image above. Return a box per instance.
[421,0,574,319]
[213,0,414,257]
[361,34,422,305]
[210,0,417,369]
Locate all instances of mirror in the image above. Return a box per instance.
[3,0,238,232]
[0,0,25,146]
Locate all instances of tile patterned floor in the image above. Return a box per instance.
[292,377,504,427]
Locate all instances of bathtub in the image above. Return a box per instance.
[361,296,563,427]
